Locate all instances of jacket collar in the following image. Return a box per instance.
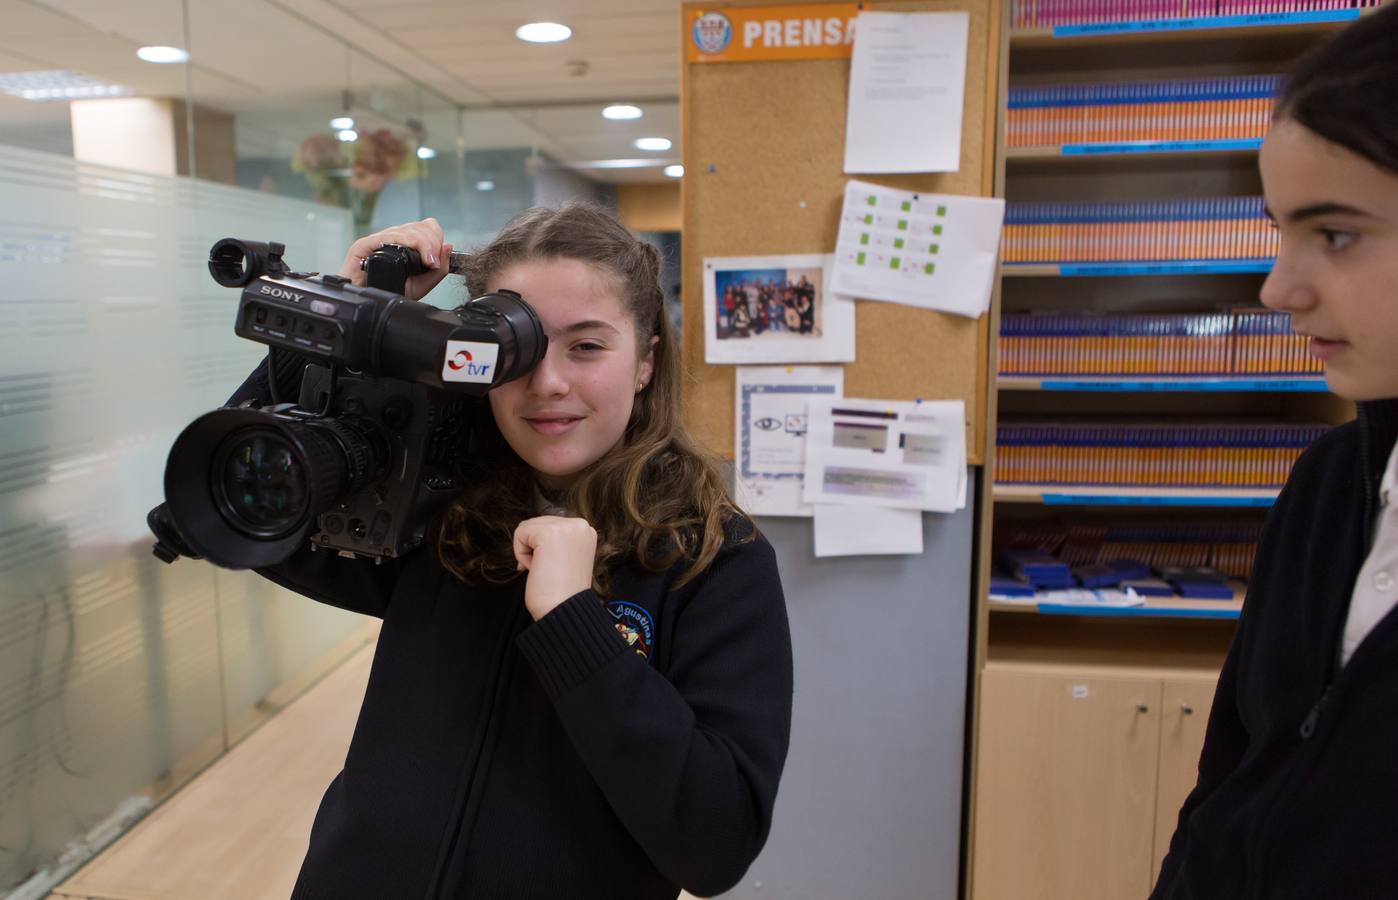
[1356,398,1398,537]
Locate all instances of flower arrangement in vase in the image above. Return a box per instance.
[293,128,420,233]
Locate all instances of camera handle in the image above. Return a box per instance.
[359,243,472,296]
[361,243,420,297]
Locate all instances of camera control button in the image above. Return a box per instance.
[310,299,338,315]
[321,275,349,286]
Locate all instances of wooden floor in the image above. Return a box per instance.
[53,643,377,900]
[52,638,704,900]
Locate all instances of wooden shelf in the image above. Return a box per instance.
[1009,9,1364,47]
[996,375,1327,393]
[1005,140,1261,162]
[1001,260,1273,277]
[989,596,1243,620]
[992,484,1279,507]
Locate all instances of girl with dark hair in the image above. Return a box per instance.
[1152,5,1398,896]
[231,204,793,900]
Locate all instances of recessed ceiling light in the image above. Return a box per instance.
[476,180,496,191]
[634,137,672,152]
[516,22,571,43]
[417,147,437,160]
[337,129,358,142]
[0,70,132,102]
[664,165,684,178]
[602,104,643,121]
[330,116,354,130]
[137,46,190,64]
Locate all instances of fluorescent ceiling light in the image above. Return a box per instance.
[634,137,672,152]
[476,180,495,191]
[664,165,684,178]
[330,116,354,130]
[137,46,189,64]
[0,70,132,102]
[573,158,673,170]
[602,104,643,120]
[516,22,571,43]
[417,147,437,160]
[337,129,358,142]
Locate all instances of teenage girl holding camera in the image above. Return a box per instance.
[231,204,793,899]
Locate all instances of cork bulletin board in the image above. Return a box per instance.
[680,0,1000,464]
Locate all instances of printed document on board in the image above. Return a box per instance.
[813,504,924,557]
[831,180,1004,318]
[844,11,969,174]
[802,397,966,512]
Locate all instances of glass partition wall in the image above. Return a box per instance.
[0,2,554,893]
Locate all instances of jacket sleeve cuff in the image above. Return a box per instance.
[516,590,629,700]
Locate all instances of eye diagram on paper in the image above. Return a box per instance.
[733,366,844,517]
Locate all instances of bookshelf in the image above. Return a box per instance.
[1001,261,1274,275]
[991,484,1279,506]
[988,594,1244,619]
[967,5,1370,899]
[1006,140,1263,161]
[1008,8,1369,47]
[997,375,1327,391]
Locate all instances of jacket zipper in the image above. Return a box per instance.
[422,599,529,897]
[1297,684,1331,741]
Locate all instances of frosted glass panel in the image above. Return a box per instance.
[0,145,370,893]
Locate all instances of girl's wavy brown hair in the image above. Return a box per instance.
[436,202,753,595]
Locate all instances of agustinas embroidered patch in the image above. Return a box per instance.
[607,600,654,663]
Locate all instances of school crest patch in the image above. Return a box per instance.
[607,600,655,663]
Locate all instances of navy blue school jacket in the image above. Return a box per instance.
[228,356,794,899]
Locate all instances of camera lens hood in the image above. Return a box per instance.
[164,406,347,569]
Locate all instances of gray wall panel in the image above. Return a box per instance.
[721,492,972,900]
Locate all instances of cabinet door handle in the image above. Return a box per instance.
[1136,703,1150,714]
[1181,704,1195,716]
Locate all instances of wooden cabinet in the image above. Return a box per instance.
[1152,675,1219,876]
[971,666,1218,900]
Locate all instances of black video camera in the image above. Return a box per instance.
[147,239,546,570]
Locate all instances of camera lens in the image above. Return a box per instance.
[163,407,361,568]
[214,430,310,536]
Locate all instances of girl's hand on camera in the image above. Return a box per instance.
[512,516,598,620]
[337,217,453,301]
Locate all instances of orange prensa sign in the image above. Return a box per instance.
[687,4,864,63]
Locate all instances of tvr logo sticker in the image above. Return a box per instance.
[442,340,499,384]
